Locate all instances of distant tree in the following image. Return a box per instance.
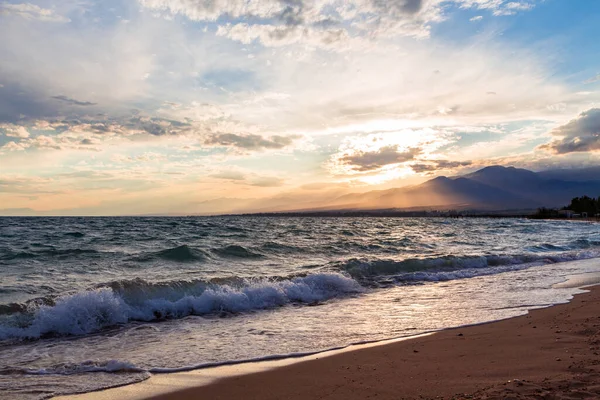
[566,196,600,215]
[532,207,558,219]
[531,195,600,219]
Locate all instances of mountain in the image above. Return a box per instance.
[308,165,600,213]
[459,166,600,207]
[462,166,542,188]
[158,165,600,215]
[537,166,600,182]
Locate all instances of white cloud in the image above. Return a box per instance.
[0,2,70,22]
[584,74,600,84]
[138,0,285,22]
[140,0,446,46]
[1,123,30,138]
[458,0,537,16]
[470,15,483,21]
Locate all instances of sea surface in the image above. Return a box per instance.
[1,216,600,399]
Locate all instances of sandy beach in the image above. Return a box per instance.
[57,282,600,400]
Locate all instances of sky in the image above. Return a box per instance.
[0,0,599,215]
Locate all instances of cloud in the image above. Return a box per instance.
[584,74,600,84]
[328,128,456,179]
[51,95,97,106]
[539,109,600,154]
[0,174,56,194]
[340,145,421,172]
[204,133,300,150]
[0,10,158,123]
[300,182,350,191]
[0,123,30,138]
[249,176,285,187]
[139,0,455,46]
[458,0,537,16]
[138,0,285,21]
[215,23,357,49]
[111,152,167,163]
[410,160,472,173]
[0,2,70,22]
[209,169,285,187]
[211,170,246,181]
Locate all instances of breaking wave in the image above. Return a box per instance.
[0,273,363,340]
[339,249,600,283]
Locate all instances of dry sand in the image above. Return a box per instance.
[60,285,600,400]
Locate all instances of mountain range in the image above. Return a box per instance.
[207,165,600,214]
[314,166,600,212]
[2,166,599,216]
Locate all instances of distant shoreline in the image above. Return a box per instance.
[1,212,598,219]
[0,212,535,218]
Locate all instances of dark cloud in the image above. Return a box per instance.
[120,116,191,136]
[51,95,97,106]
[205,133,300,150]
[0,83,62,123]
[277,0,305,26]
[410,160,472,173]
[372,0,425,15]
[341,145,421,171]
[539,108,600,154]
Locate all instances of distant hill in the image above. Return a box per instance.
[188,165,600,215]
[2,166,598,216]
[311,165,600,212]
[537,166,600,182]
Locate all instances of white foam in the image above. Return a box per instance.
[0,273,363,340]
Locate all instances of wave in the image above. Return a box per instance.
[0,273,363,340]
[570,238,600,249]
[339,249,600,283]
[130,245,209,263]
[213,245,264,258]
[64,232,85,238]
[2,360,145,375]
[0,250,37,261]
[0,248,101,261]
[259,241,303,253]
[44,249,101,256]
[154,245,208,262]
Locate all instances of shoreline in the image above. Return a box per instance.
[57,274,600,400]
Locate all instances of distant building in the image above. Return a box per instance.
[558,210,575,218]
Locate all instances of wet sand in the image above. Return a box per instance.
[59,283,600,400]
